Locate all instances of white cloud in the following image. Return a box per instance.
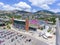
[29,0,56,10]
[57,3,60,6]
[40,4,50,9]
[14,2,31,12]
[49,9,60,13]
[3,5,15,10]
[0,2,4,6]
[0,1,59,13]
[0,2,31,11]
[25,9,31,12]
[14,2,31,9]
[32,9,37,12]
[0,2,15,10]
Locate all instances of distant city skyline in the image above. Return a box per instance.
[0,0,60,12]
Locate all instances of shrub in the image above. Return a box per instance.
[47,30,51,32]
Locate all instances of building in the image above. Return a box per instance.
[13,19,26,30]
[0,22,5,26]
[0,18,6,26]
[12,19,38,31]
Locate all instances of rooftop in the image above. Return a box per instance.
[14,19,25,22]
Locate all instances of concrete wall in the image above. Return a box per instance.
[56,18,60,45]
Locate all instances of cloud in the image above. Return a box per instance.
[29,0,56,10]
[57,3,60,6]
[0,2,15,10]
[50,3,60,13]
[32,9,37,12]
[0,2,4,6]
[40,4,50,9]
[0,1,59,13]
[3,5,15,10]
[14,2,31,9]
[49,9,60,13]
[0,2,31,11]
[23,8,33,12]
[14,2,31,12]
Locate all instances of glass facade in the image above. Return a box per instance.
[13,20,25,30]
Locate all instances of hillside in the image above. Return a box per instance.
[0,10,60,19]
[35,10,55,15]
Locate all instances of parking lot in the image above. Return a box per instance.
[0,29,48,45]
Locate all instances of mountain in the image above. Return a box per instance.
[0,10,60,19]
[0,10,59,18]
[0,10,34,16]
[56,12,60,15]
[35,10,55,15]
[8,10,34,16]
[0,10,56,15]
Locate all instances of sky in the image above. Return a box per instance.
[0,0,60,13]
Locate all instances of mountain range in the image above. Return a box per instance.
[0,10,60,18]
